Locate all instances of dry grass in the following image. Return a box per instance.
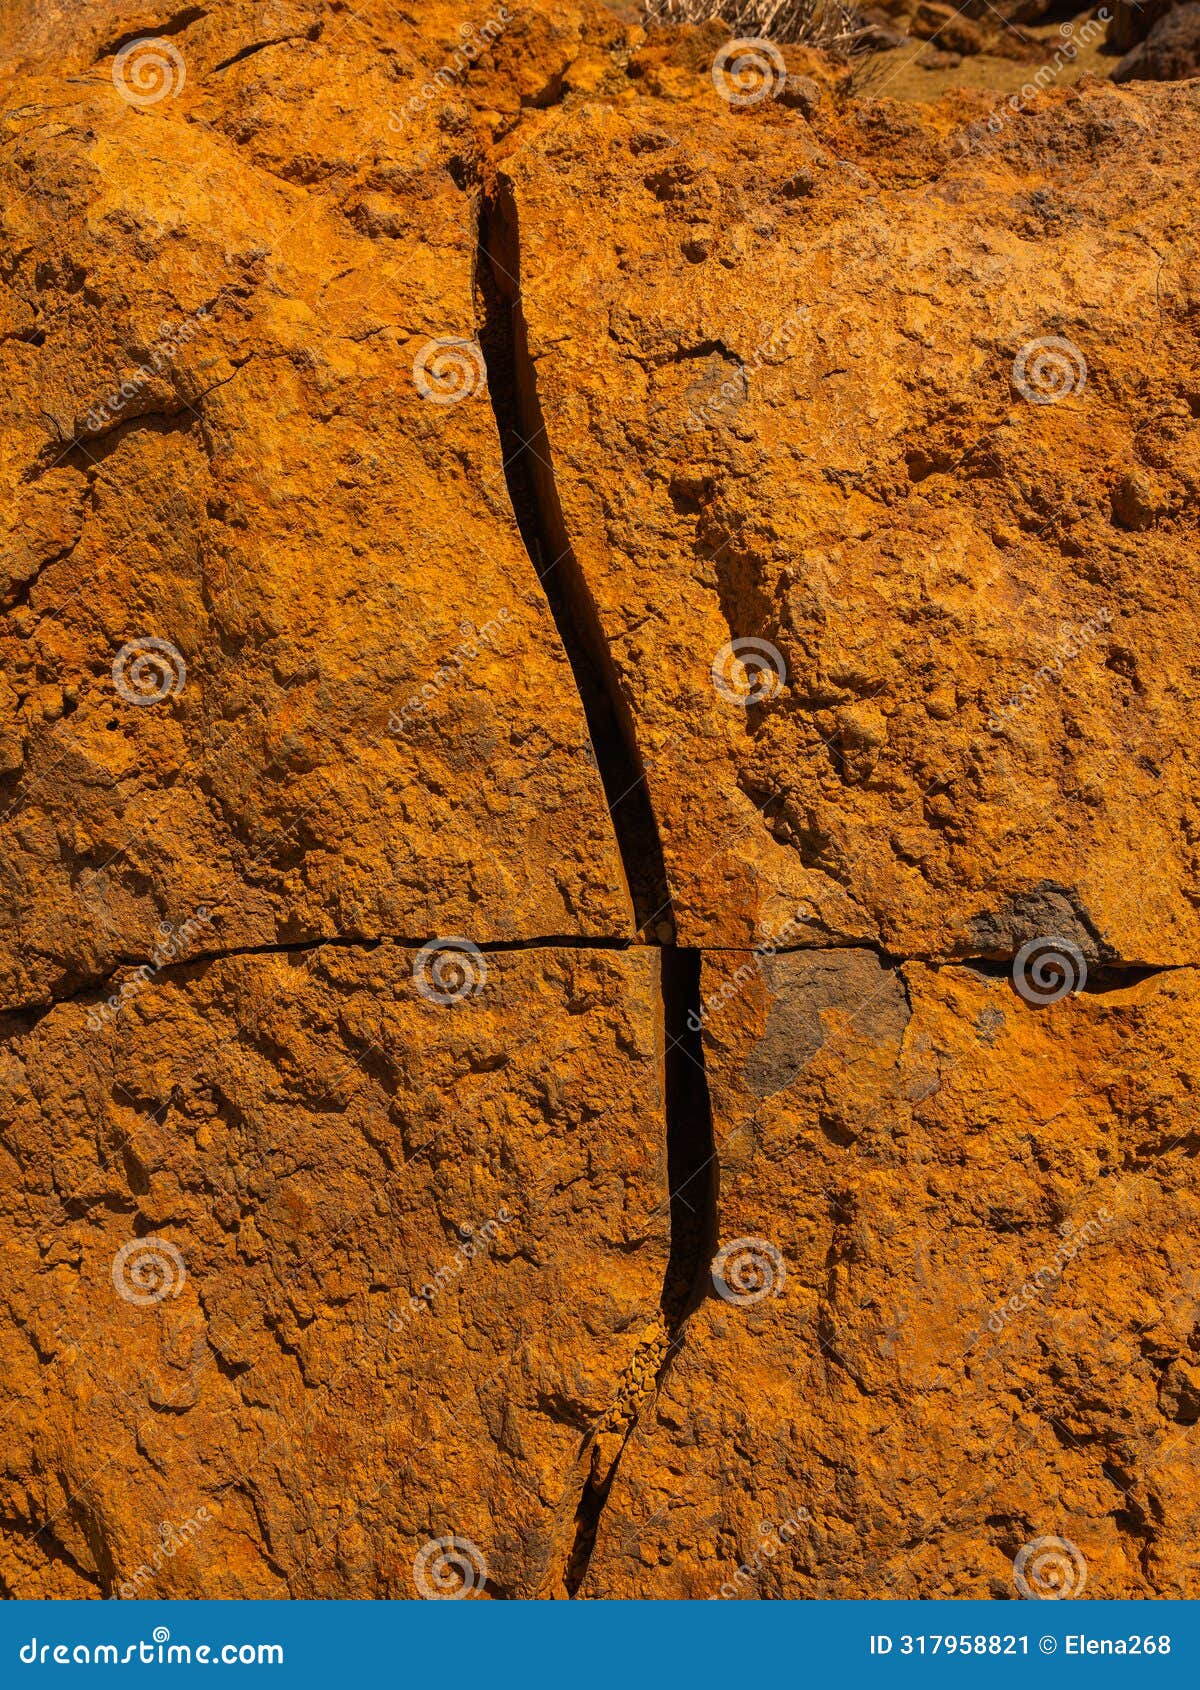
[644,0,869,52]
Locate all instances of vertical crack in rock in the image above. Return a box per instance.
[555,948,719,1597]
[476,183,719,1595]
[477,179,671,945]
[660,951,720,1337]
[550,953,713,1595]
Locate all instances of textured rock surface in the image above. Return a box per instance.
[2,0,1200,1606]
[501,79,1200,958]
[0,944,668,1597]
[1113,2,1200,80]
[584,955,1200,1598]
[0,0,638,1011]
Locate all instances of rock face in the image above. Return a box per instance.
[1106,0,1176,52]
[2,0,1200,1604]
[584,956,1200,1598]
[500,79,1200,959]
[0,0,639,1012]
[2,944,669,1597]
[1113,2,1200,80]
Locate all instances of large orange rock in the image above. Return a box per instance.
[3,0,1200,1607]
[0,0,640,1011]
[0,943,667,1597]
[584,954,1200,1598]
[499,78,1200,958]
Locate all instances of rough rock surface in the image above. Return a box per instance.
[501,79,1200,959]
[1106,0,1176,52]
[2,0,1200,1605]
[0,0,639,1011]
[1113,1,1200,80]
[1,944,668,1597]
[584,956,1200,1598]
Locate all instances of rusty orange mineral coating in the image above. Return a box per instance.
[1,0,1198,1601]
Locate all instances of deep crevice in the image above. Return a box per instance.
[557,947,719,1594]
[477,181,671,946]
[207,36,307,75]
[95,8,208,59]
[715,937,1186,987]
[476,182,719,1597]
[945,955,1175,993]
[660,950,721,1330]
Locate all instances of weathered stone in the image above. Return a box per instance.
[3,0,1200,1609]
[1107,0,1176,50]
[584,957,1200,1598]
[1113,1,1200,80]
[0,944,667,1597]
[0,0,639,1012]
[500,79,1200,961]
